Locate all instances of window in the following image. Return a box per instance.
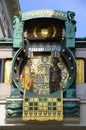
[76,59,84,83]
[4,59,12,83]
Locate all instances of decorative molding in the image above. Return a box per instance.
[0,49,12,58]
[22,9,67,21]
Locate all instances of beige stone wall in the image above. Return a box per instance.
[0,83,11,99]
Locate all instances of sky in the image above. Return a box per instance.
[19,0,86,38]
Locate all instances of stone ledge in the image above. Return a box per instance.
[0,83,11,99]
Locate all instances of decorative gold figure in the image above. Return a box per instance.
[20,62,34,91]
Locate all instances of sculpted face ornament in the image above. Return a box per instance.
[41,28,49,38]
[33,24,56,38]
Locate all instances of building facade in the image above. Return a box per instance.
[0,8,86,130]
[0,0,20,38]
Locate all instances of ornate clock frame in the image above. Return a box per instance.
[6,9,79,121]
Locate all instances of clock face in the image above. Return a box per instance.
[20,55,69,95]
